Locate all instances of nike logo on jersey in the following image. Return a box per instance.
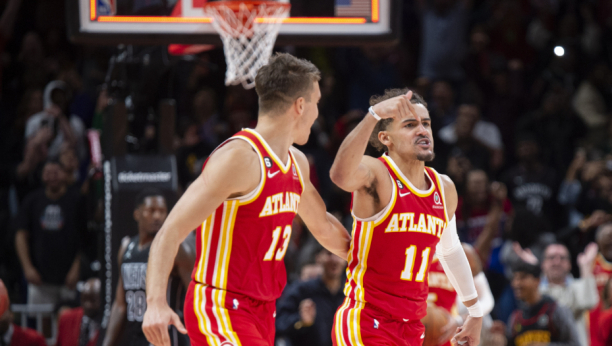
[267,170,280,178]
[399,191,411,197]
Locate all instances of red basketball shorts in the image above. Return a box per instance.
[184,282,276,346]
[333,297,426,346]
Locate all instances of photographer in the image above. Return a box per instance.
[25,81,86,161]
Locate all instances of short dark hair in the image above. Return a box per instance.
[368,88,427,152]
[512,261,542,278]
[134,188,165,210]
[255,53,321,115]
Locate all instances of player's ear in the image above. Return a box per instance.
[293,97,305,117]
[378,130,392,149]
[133,208,141,222]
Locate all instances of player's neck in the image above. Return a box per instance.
[253,118,294,164]
[388,152,429,191]
[137,231,155,249]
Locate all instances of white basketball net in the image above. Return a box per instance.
[205,2,289,89]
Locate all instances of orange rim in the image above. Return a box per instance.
[204,1,290,12]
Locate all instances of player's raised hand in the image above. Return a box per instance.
[143,302,187,346]
[451,315,482,346]
[371,90,415,121]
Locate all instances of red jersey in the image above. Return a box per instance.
[190,129,304,301]
[342,154,449,321]
[427,255,458,314]
[589,254,612,346]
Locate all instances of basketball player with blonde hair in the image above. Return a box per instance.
[330,89,483,346]
[142,53,351,346]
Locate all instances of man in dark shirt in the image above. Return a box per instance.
[276,246,346,346]
[507,261,580,346]
[15,159,85,306]
[502,134,562,230]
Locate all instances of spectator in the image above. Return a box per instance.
[589,223,612,346]
[428,80,457,130]
[418,0,470,82]
[517,89,587,174]
[175,119,213,191]
[276,246,346,346]
[442,106,492,173]
[58,144,80,189]
[55,278,101,346]
[595,278,612,346]
[456,170,512,263]
[15,159,85,307]
[192,88,224,148]
[439,104,504,172]
[507,261,580,346]
[25,81,86,161]
[539,243,600,346]
[572,63,611,132]
[0,300,47,346]
[502,134,561,230]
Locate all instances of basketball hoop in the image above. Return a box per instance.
[204,1,290,89]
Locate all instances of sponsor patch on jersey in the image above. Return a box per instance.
[434,191,442,205]
[264,157,272,168]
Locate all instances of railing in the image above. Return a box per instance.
[10,304,57,346]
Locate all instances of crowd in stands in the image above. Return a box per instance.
[1,0,612,345]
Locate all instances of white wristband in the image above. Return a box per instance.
[466,301,483,317]
[368,106,381,121]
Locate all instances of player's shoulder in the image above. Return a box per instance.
[362,155,388,175]
[117,236,132,263]
[434,172,457,194]
[207,139,260,171]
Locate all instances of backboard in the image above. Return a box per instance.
[68,0,401,45]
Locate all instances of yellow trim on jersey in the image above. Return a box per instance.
[354,221,374,302]
[334,298,351,346]
[596,253,612,271]
[289,149,305,192]
[382,155,434,198]
[353,301,366,345]
[231,135,267,206]
[210,201,242,345]
[244,128,292,174]
[343,221,357,297]
[194,283,221,346]
[431,169,449,223]
[196,214,214,283]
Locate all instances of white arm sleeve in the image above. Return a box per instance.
[435,216,478,302]
[473,272,494,315]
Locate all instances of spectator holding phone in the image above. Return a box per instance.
[24,81,86,161]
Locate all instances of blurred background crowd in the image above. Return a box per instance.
[1,0,612,345]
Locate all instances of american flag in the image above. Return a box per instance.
[335,0,371,17]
